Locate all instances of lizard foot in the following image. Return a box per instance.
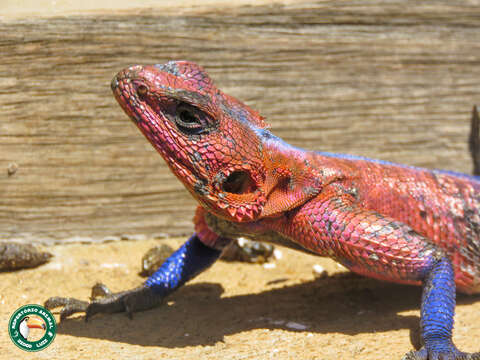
[403,346,480,360]
[45,283,163,322]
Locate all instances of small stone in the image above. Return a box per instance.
[312,264,328,278]
[140,243,175,276]
[273,249,283,260]
[0,242,53,271]
[285,321,308,330]
[7,162,18,176]
[221,238,275,264]
[237,237,247,247]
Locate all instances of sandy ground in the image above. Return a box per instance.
[1,238,479,360]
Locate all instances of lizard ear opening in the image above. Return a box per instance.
[222,171,257,194]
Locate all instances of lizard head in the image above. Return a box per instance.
[112,61,270,222]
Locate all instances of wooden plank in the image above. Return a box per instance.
[1,1,480,243]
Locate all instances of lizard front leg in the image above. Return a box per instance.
[282,193,480,359]
[45,206,231,320]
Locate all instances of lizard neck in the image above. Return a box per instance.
[257,129,327,217]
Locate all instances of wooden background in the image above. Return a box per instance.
[1,0,479,244]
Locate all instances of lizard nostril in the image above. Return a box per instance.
[110,76,119,91]
[137,84,148,97]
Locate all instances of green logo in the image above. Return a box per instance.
[8,304,56,352]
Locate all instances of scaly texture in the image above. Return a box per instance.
[46,61,480,359]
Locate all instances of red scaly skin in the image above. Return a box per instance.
[112,61,480,295]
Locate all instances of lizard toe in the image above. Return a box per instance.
[90,282,112,300]
[44,296,89,321]
[403,348,428,360]
[403,347,480,360]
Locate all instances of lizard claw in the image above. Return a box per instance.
[44,296,89,321]
[403,347,480,360]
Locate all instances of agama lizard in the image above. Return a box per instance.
[46,61,480,360]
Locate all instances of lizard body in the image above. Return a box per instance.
[46,61,480,359]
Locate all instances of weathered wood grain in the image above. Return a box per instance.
[1,1,479,243]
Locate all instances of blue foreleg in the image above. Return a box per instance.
[145,234,226,296]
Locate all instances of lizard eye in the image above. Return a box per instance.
[174,102,207,135]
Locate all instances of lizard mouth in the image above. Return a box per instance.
[222,170,258,195]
